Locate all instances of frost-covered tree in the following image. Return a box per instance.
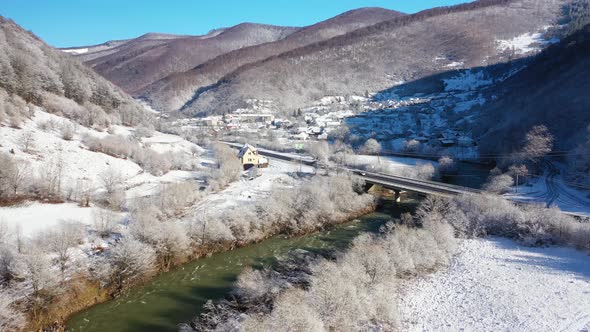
[99,168,123,194]
[361,138,381,155]
[42,220,85,274]
[484,174,514,193]
[0,153,29,197]
[0,290,25,332]
[92,208,119,238]
[103,237,156,290]
[18,130,35,153]
[519,125,554,163]
[308,141,331,166]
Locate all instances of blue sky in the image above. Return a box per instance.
[1,0,470,47]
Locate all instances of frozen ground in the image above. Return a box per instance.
[505,162,590,217]
[399,237,590,332]
[0,202,109,237]
[187,158,314,213]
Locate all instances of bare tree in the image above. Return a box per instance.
[508,164,529,188]
[18,130,35,153]
[7,159,29,196]
[99,168,123,194]
[92,208,119,237]
[42,220,85,275]
[37,155,65,198]
[75,177,93,207]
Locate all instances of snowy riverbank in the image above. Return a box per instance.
[399,237,590,331]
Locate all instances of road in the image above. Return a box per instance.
[223,141,481,197]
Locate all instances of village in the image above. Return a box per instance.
[173,93,479,160]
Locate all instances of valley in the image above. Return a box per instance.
[1,0,589,331]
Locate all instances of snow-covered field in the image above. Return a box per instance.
[348,154,438,171]
[187,158,314,213]
[505,164,590,217]
[0,202,117,237]
[399,237,590,332]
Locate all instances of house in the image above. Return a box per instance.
[439,138,456,147]
[237,144,269,170]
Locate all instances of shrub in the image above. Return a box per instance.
[98,237,156,290]
[92,208,119,238]
[484,174,514,193]
[59,121,75,140]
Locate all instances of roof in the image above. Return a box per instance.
[238,143,257,158]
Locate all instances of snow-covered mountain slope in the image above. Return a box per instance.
[0,108,203,236]
[0,16,148,132]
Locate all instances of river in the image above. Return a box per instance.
[67,199,418,331]
[66,160,491,331]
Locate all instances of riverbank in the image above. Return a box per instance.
[181,197,455,331]
[59,204,376,331]
[66,199,413,331]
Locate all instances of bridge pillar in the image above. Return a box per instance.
[394,190,401,203]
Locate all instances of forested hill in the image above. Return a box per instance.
[175,0,568,115]
[475,23,590,155]
[0,16,146,129]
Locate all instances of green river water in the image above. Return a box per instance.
[67,199,417,332]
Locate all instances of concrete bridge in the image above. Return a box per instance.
[223,141,481,198]
[351,169,482,199]
[222,141,587,218]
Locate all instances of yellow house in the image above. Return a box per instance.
[238,144,269,170]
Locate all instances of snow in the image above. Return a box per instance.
[496,28,559,55]
[0,109,206,235]
[185,158,314,213]
[349,154,437,170]
[399,237,590,332]
[0,202,123,237]
[62,48,89,55]
[443,69,493,92]
[0,111,144,191]
[444,61,464,68]
[505,163,590,217]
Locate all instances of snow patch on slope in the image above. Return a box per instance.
[443,69,493,92]
[496,27,559,55]
[62,48,89,55]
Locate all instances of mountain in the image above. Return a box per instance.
[0,16,146,128]
[173,0,569,115]
[74,24,299,95]
[139,7,405,112]
[60,32,191,59]
[475,23,590,154]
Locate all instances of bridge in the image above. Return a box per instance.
[223,141,481,198]
[222,142,587,218]
[350,169,481,198]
